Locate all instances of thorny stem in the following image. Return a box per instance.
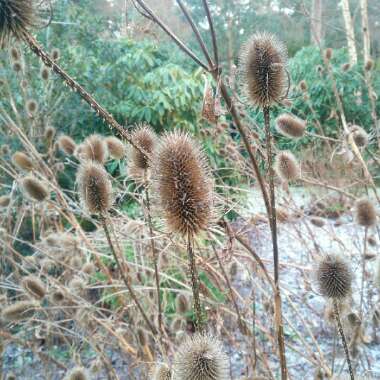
[263,106,288,380]
[333,299,355,380]
[101,216,157,336]
[187,233,204,333]
[359,227,368,320]
[143,177,163,334]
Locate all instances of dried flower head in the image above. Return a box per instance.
[50,289,65,304]
[21,176,48,201]
[82,134,108,164]
[21,275,46,299]
[365,59,374,71]
[26,99,38,115]
[276,114,306,139]
[317,254,352,299]
[1,144,10,155]
[0,195,10,207]
[274,151,300,181]
[10,46,19,60]
[12,151,33,171]
[154,131,214,237]
[106,136,126,159]
[240,32,287,108]
[65,367,89,380]
[77,161,112,214]
[129,124,157,176]
[310,217,325,228]
[2,300,39,321]
[44,126,55,141]
[350,126,369,148]
[58,135,76,155]
[324,48,333,60]
[354,198,377,227]
[51,48,60,60]
[40,66,49,81]
[341,63,350,72]
[299,80,307,92]
[172,333,229,380]
[151,363,172,380]
[12,60,22,72]
[0,0,37,44]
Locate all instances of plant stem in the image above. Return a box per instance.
[187,233,204,333]
[263,106,288,380]
[359,227,368,320]
[333,299,355,380]
[101,216,157,336]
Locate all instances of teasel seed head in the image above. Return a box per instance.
[128,123,157,177]
[365,59,374,71]
[175,294,189,314]
[151,363,172,380]
[44,126,55,142]
[12,151,33,171]
[77,161,112,215]
[240,32,288,108]
[82,134,108,164]
[324,48,333,61]
[58,135,76,155]
[354,198,377,227]
[12,60,22,72]
[10,46,19,60]
[22,176,49,202]
[51,48,60,60]
[2,300,39,321]
[276,113,306,139]
[0,195,10,207]
[153,131,214,237]
[40,66,49,81]
[310,217,325,228]
[106,136,126,160]
[350,126,369,148]
[50,289,65,304]
[274,151,300,181]
[21,275,46,299]
[172,333,229,380]
[317,254,352,299]
[1,144,9,155]
[65,367,89,380]
[299,80,307,92]
[26,99,38,115]
[341,63,350,71]
[0,0,38,44]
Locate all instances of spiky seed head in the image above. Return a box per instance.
[20,78,27,88]
[50,289,65,303]
[175,294,189,314]
[44,126,56,141]
[106,136,126,159]
[77,161,112,214]
[10,46,19,60]
[324,48,333,60]
[51,48,60,60]
[299,80,307,92]
[58,135,76,155]
[69,277,86,295]
[354,198,377,227]
[0,195,10,207]
[310,217,325,228]
[21,275,46,299]
[172,333,229,380]
[154,131,214,237]
[22,176,49,201]
[274,151,300,181]
[82,134,108,164]
[351,126,369,148]
[65,367,89,380]
[240,32,287,108]
[276,114,306,139]
[26,99,38,115]
[341,63,350,71]
[1,144,9,155]
[129,123,157,176]
[2,300,39,321]
[0,0,37,44]
[40,66,49,81]
[151,363,172,380]
[12,151,33,171]
[365,59,374,71]
[12,60,22,72]
[317,254,352,299]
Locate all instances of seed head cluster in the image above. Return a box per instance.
[274,151,300,181]
[82,134,108,164]
[354,198,377,227]
[276,114,306,139]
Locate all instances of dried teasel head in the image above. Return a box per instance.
[365,59,374,71]
[354,198,377,227]
[350,126,369,148]
[276,113,306,139]
[21,176,49,202]
[12,60,22,72]
[106,136,126,160]
[128,123,157,177]
[77,161,112,214]
[172,333,229,380]
[274,151,300,181]
[64,367,89,380]
[341,63,351,72]
[10,46,20,61]
[2,300,39,321]
[324,48,333,61]
[26,99,38,115]
[0,0,38,45]
[12,151,34,171]
[21,275,46,299]
[151,363,172,380]
[1,144,10,155]
[58,135,76,155]
[51,48,60,60]
[153,131,214,237]
[299,80,307,92]
[0,195,11,207]
[239,32,287,108]
[82,134,108,164]
[40,66,49,81]
[317,254,352,299]
[44,126,56,142]
[310,217,325,228]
